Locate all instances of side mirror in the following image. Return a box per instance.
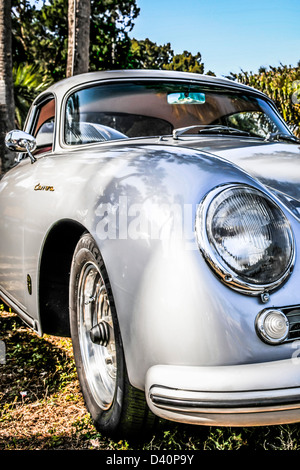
[5,130,37,164]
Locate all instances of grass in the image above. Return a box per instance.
[1,309,300,451]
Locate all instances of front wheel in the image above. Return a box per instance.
[69,233,156,436]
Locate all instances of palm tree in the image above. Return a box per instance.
[0,0,15,172]
[66,0,91,77]
[13,64,52,129]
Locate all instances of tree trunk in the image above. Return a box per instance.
[0,0,15,173]
[66,0,91,77]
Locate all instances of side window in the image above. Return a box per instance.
[31,97,55,154]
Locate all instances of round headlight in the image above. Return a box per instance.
[196,184,294,294]
[256,309,289,344]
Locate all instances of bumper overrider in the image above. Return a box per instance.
[145,359,300,426]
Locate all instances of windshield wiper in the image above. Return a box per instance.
[173,124,251,139]
[265,132,300,144]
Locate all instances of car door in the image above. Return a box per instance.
[0,94,55,313]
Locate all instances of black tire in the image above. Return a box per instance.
[69,233,157,436]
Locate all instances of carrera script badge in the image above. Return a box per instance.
[34,183,55,192]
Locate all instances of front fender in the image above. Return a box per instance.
[83,145,300,390]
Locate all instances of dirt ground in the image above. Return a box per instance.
[0,310,114,450]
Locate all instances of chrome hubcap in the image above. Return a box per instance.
[78,261,117,410]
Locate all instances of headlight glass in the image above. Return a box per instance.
[197,185,294,294]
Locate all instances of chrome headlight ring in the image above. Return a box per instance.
[196,184,295,295]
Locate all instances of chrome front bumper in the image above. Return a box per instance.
[145,359,300,426]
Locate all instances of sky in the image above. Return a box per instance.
[129,0,300,77]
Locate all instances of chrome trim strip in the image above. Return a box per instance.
[150,394,300,411]
[0,286,26,312]
[0,289,37,331]
[149,385,300,414]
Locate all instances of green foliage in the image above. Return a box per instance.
[0,313,77,405]
[13,63,52,128]
[129,38,204,73]
[163,50,204,74]
[230,64,300,136]
[89,0,140,71]
[12,0,68,81]
[12,0,140,80]
[11,1,204,81]
[130,38,174,69]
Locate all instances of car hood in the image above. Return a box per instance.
[173,136,300,219]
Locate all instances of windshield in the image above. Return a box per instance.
[64,81,291,145]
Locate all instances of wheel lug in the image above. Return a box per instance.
[85,295,96,305]
[90,321,110,346]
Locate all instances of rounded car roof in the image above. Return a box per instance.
[42,69,267,101]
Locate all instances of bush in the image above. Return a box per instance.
[230,63,300,136]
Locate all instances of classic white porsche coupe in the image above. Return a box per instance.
[1,70,300,435]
